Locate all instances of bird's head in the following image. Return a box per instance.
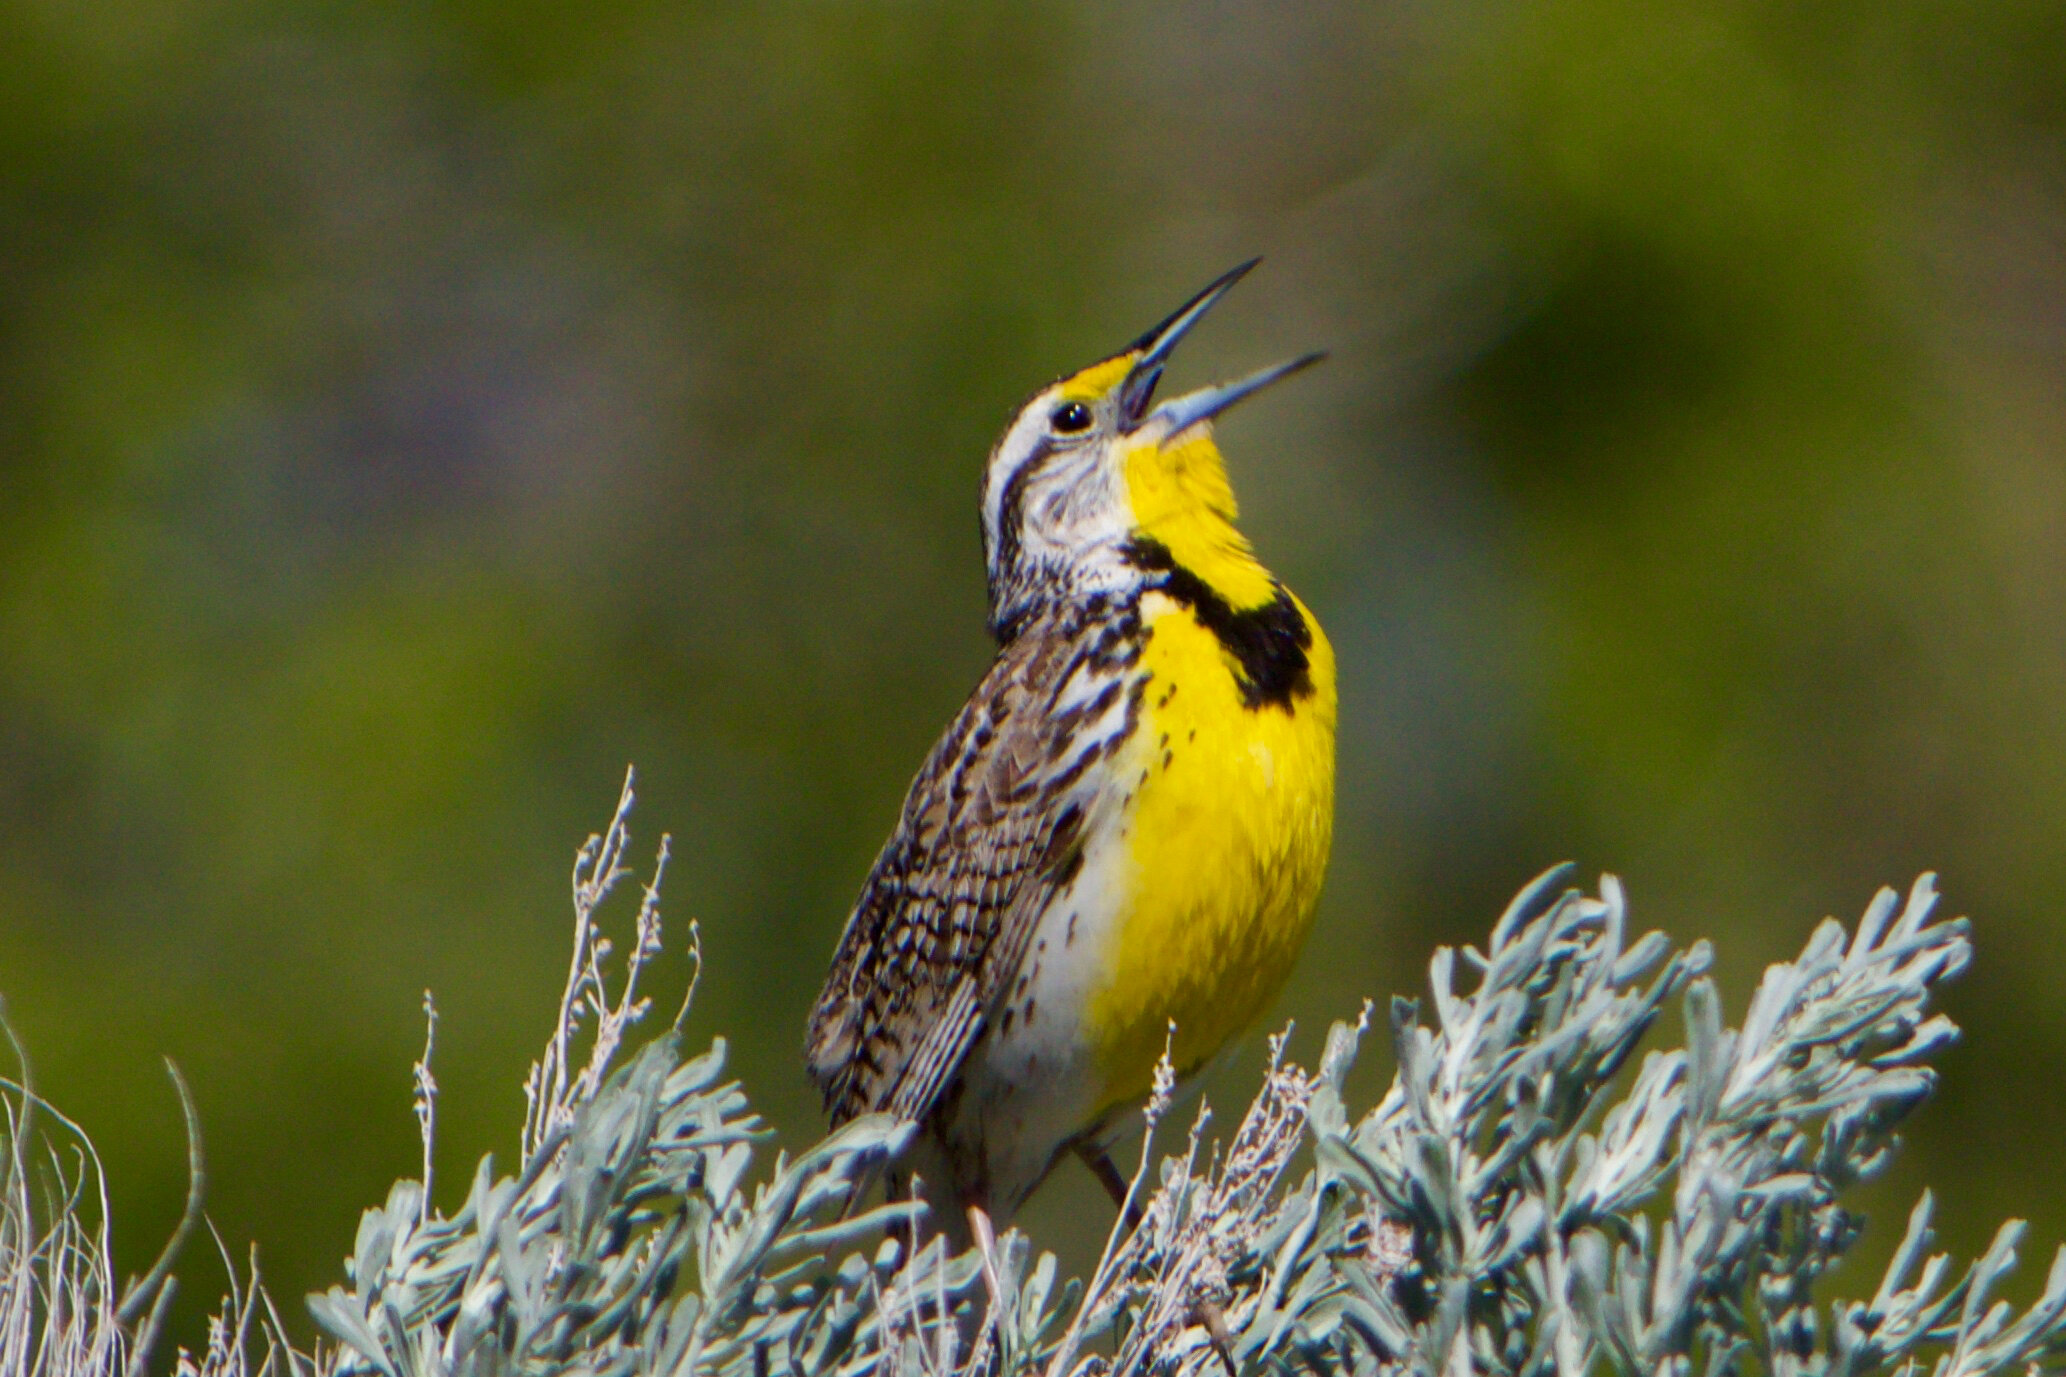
[978,260,1322,640]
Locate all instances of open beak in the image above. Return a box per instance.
[1148,352,1326,437]
[1116,260,1324,435]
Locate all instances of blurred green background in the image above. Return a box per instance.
[3,0,2064,1348]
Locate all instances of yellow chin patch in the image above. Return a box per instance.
[1124,428,1277,610]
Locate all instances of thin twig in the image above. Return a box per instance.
[117,1060,204,1329]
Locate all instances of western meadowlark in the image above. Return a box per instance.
[805,261,1335,1232]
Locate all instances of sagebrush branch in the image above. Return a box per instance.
[0,781,2058,1377]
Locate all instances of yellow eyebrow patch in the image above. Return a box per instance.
[1056,354,1133,401]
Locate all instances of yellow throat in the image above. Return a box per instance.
[1083,416,1338,1116]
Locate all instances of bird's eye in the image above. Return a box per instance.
[1049,401,1093,434]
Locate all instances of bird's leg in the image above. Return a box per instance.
[1077,1146,1236,1375]
[1077,1144,1143,1233]
[1195,1302,1238,1376]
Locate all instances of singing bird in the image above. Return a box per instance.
[805,262,1336,1231]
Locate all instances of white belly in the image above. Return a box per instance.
[934,791,1138,1216]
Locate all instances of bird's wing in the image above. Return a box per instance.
[805,611,1134,1126]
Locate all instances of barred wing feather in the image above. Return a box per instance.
[805,608,1126,1126]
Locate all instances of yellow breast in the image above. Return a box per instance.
[1084,587,1336,1115]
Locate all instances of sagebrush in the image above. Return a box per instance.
[2,772,2061,1377]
